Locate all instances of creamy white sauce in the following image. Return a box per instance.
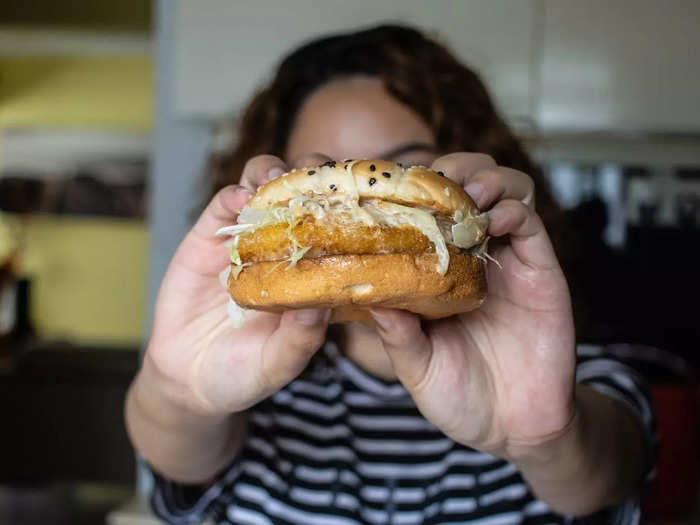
[348,283,373,295]
[217,192,486,275]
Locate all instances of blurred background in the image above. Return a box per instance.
[0,1,698,524]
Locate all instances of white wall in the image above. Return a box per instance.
[172,0,700,134]
[173,0,537,127]
[539,0,700,132]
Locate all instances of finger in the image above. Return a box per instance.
[260,308,331,390]
[239,154,288,192]
[289,152,334,170]
[191,185,253,241]
[171,185,253,277]
[487,199,558,269]
[431,154,535,210]
[463,167,535,211]
[430,153,497,188]
[370,308,434,392]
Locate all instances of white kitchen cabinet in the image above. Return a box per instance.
[173,0,537,127]
[539,0,700,132]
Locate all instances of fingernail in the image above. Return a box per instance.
[267,167,285,181]
[465,182,484,205]
[370,309,394,331]
[294,308,328,326]
[237,187,254,196]
[488,207,505,223]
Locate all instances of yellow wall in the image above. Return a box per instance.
[16,215,148,346]
[0,56,151,129]
[0,43,152,345]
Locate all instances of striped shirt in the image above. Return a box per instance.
[150,342,656,525]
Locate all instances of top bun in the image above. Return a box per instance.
[249,159,480,218]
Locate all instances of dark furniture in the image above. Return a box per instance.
[0,342,139,485]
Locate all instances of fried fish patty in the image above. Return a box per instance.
[237,215,443,263]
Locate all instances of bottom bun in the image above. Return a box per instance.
[229,252,486,320]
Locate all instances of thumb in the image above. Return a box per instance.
[259,308,332,392]
[370,308,433,391]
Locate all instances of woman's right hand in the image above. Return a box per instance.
[145,154,331,418]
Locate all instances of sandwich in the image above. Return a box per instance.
[217,159,489,323]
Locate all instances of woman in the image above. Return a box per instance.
[126,25,654,524]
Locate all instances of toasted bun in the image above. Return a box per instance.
[228,252,486,320]
[249,159,480,218]
[226,159,488,321]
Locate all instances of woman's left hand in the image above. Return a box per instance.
[370,152,576,460]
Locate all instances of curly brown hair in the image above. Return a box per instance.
[208,24,561,241]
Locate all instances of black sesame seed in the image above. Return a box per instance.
[329,184,337,191]
[382,171,391,178]
[321,160,336,168]
[369,164,376,172]
[397,162,403,167]
[343,158,353,162]
[437,170,445,177]
[307,170,316,175]
[369,177,377,186]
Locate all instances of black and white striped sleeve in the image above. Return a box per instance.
[573,344,658,525]
[147,452,242,524]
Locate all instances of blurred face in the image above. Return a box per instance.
[285,76,438,167]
